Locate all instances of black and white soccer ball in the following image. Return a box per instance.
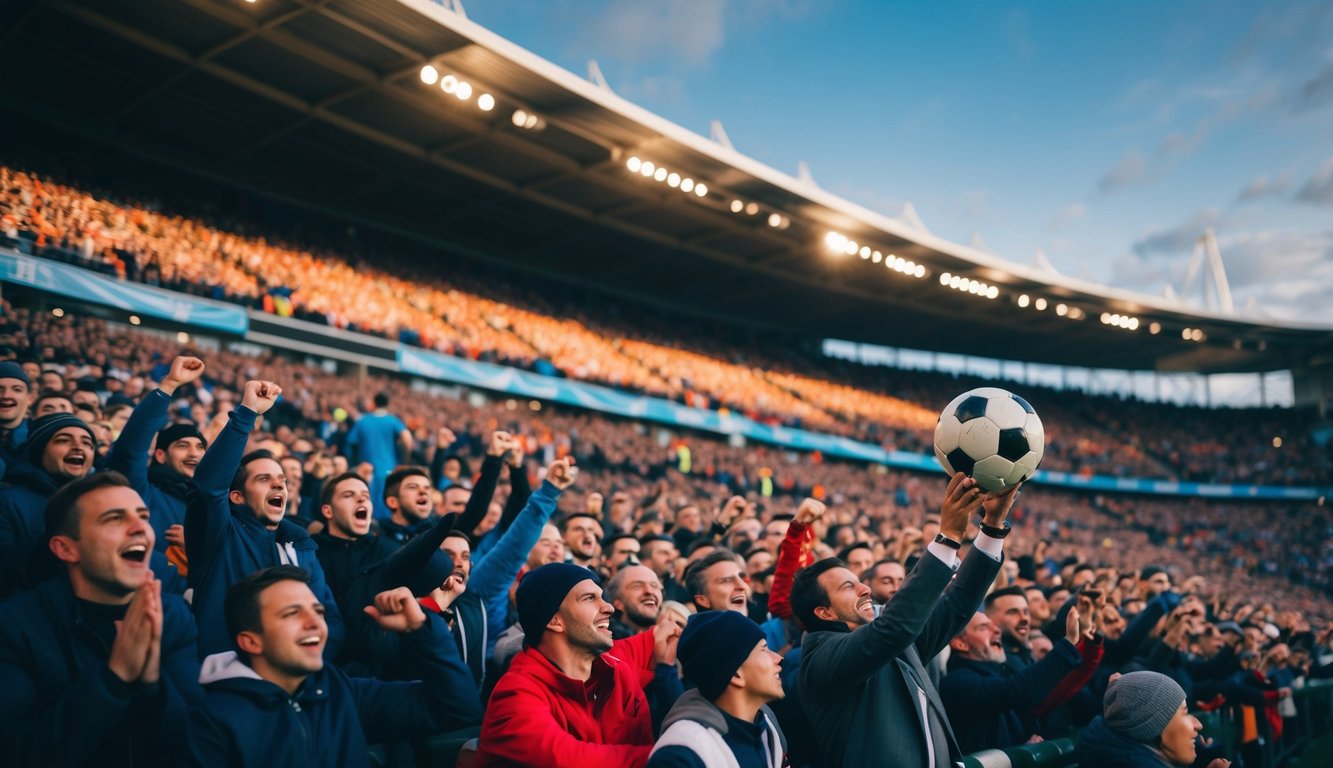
[934,387,1044,493]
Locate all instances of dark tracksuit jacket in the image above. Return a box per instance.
[647,689,786,768]
[186,404,343,658]
[106,388,193,552]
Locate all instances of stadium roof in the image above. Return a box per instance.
[4,0,1332,374]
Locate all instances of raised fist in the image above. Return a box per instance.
[240,380,282,415]
[546,457,578,490]
[794,498,826,526]
[161,356,205,395]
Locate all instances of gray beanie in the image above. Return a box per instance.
[1104,671,1186,743]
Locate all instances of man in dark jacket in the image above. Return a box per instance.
[792,473,1013,768]
[185,379,343,658]
[379,465,437,546]
[187,565,482,767]
[0,472,203,767]
[311,471,397,613]
[106,354,208,554]
[0,360,32,460]
[648,610,787,768]
[0,412,97,593]
[939,609,1083,753]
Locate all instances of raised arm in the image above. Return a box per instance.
[108,356,204,493]
[769,498,821,620]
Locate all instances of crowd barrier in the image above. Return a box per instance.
[4,249,1330,501]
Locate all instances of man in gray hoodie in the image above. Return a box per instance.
[648,610,787,768]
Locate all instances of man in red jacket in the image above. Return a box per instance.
[478,562,682,767]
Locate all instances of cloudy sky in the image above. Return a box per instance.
[467,1,1333,325]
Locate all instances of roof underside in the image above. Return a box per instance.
[2,0,1331,374]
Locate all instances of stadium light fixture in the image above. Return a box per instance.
[455,81,473,101]
[768,213,789,229]
[1055,303,1068,316]
[640,161,656,177]
[1017,294,1030,308]
[667,173,681,188]
[129,315,141,325]
[1034,298,1048,311]
[52,307,65,318]
[511,110,543,130]
[1148,322,1162,335]
[477,93,495,111]
[679,178,695,193]
[745,202,759,215]
[694,184,708,197]
[731,199,744,213]
[626,156,642,173]
[440,74,458,94]
[871,251,882,263]
[420,65,440,85]
[653,167,668,182]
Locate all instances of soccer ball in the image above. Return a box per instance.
[934,387,1044,493]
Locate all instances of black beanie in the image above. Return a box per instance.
[155,422,207,456]
[24,413,96,465]
[678,610,765,700]
[0,361,29,386]
[517,563,599,647]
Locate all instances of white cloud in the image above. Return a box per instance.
[1296,158,1333,205]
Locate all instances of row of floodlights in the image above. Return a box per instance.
[625,157,708,197]
[420,66,495,111]
[1015,294,1086,320]
[824,233,928,278]
[940,272,999,299]
[1100,312,1141,331]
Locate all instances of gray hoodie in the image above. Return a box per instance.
[648,689,786,768]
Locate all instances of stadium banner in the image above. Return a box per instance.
[0,251,249,335]
[396,347,1329,501]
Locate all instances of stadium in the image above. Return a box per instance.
[0,1,1330,767]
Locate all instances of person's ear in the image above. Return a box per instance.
[229,489,245,506]
[49,535,79,565]
[236,631,263,657]
[814,604,837,622]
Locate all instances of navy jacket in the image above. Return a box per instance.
[940,638,1082,754]
[187,611,482,767]
[1075,715,1174,768]
[0,459,63,593]
[0,576,204,767]
[186,405,343,658]
[311,530,398,616]
[106,388,189,552]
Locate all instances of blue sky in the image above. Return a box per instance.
[466,1,1333,324]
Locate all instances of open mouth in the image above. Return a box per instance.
[63,452,88,470]
[266,494,285,512]
[729,594,748,608]
[857,597,873,611]
[353,506,370,522]
[182,459,199,470]
[594,619,611,631]
[0,398,16,410]
[120,543,148,563]
[640,596,659,610]
[297,635,322,648]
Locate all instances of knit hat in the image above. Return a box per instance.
[678,610,766,700]
[1140,565,1167,580]
[24,413,96,465]
[156,422,206,455]
[517,563,599,647]
[0,361,29,386]
[1104,671,1187,743]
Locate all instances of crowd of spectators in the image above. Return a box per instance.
[0,301,1330,767]
[3,164,1328,488]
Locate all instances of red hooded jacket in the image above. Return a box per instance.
[477,629,657,767]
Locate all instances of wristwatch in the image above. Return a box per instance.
[933,532,962,550]
[979,521,1012,539]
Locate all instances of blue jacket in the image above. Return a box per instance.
[0,459,65,594]
[939,638,1082,754]
[187,611,482,767]
[186,405,343,658]
[106,388,188,552]
[1075,715,1174,768]
[0,575,204,767]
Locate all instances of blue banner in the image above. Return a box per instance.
[0,251,249,335]
[396,347,1328,501]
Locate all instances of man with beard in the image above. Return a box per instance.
[477,563,682,767]
[312,472,397,612]
[0,412,97,593]
[605,533,642,573]
[186,380,343,658]
[791,474,1016,768]
[0,361,32,460]
[107,355,207,555]
[562,511,602,570]
[862,559,907,609]
[187,567,480,766]
[0,472,203,767]
[940,608,1086,754]
[987,586,1035,670]
[606,564,664,639]
[642,535,690,604]
[380,466,435,546]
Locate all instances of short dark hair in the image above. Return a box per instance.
[985,585,1028,611]
[384,465,431,504]
[683,548,742,604]
[862,558,901,583]
[225,565,311,649]
[33,391,73,412]
[44,471,134,540]
[837,542,871,560]
[319,471,368,512]
[373,391,390,408]
[230,449,277,494]
[683,536,716,558]
[790,558,847,628]
[559,511,601,533]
